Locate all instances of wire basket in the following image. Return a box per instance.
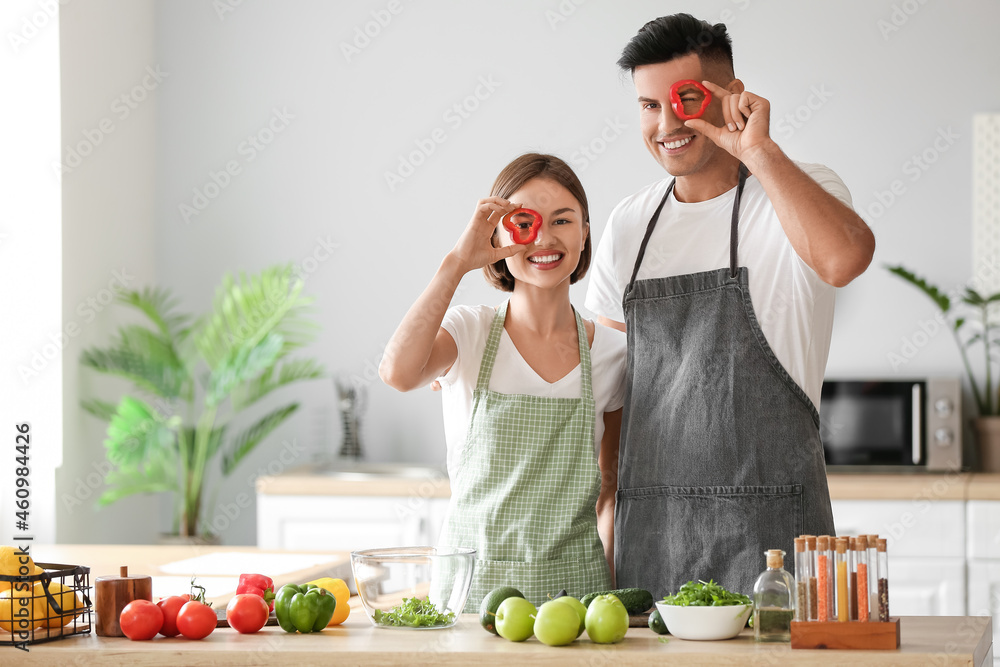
[0,562,92,646]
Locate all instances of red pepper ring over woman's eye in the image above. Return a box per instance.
[669,79,712,121]
[501,207,543,245]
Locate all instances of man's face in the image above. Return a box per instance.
[634,53,730,178]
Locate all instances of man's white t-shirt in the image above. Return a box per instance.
[584,162,855,410]
[437,304,627,481]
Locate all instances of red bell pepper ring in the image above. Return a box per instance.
[669,79,712,121]
[237,573,276,612]
[501,207,543,245]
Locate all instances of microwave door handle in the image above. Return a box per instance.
[912,383,922,465]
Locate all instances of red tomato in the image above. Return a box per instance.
[156,595,188,637]
[225,594,269,634]
[176,600,216,640]
[120,600,164,641]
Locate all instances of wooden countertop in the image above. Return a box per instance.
[11,614,992,666]
[256,465,451,498]
[257,467,1000,501]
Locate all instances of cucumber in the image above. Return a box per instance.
[581,588,654,615]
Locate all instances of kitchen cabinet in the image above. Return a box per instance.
[831,500,967,616]
[968,500,1000,665]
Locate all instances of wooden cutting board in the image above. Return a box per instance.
[214,607,279,628]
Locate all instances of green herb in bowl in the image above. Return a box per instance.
[660,579,752,607]
[373,596,456,628]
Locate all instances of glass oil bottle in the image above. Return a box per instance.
[753,549,795,643]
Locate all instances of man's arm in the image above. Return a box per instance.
[686,82,875,288]
[743,143,875,288]
[598,316,626,333]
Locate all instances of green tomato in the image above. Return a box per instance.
[585,594,628,644]
[495,597,536,642]
[550,596,586,637]
[533,600,580,646]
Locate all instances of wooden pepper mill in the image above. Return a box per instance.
[95,566,152,637]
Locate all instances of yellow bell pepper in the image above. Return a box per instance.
[305,577,351,626]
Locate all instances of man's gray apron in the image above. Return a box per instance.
[615,164,835,599]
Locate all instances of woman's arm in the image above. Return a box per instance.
[379,198,526,392]
[597,408,622,587]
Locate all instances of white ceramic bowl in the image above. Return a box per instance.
[654,601,752,640]
[350,546,476,629]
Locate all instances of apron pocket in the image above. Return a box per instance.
[467,557,612,611]
[615,484,802,599]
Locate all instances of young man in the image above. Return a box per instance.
[585,14,875,598]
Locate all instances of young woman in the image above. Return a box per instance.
[379,153,626,609]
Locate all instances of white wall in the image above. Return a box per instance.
[57,0,161,544]
[0,0,62,547]
[50,0,1000,545]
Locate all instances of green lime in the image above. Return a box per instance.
[648,608,669,635]
[479,586,524,635]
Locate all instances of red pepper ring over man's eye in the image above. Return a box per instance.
[668,79,712,121]
[501,207,543,245]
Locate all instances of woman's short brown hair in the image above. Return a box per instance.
[483,153,592,292]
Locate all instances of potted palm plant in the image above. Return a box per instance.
[886,265,1000,470]
[80,264,323,539]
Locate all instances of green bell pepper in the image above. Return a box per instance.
[274,584,337,633]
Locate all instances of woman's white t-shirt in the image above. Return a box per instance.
[584,162,856,410]
[437,304,627,481]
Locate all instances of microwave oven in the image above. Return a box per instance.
[819,378,963,471]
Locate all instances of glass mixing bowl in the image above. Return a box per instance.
[350,546,476,629]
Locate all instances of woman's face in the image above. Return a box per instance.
[497,177,588,291]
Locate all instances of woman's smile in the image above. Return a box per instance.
[526,251,565,269]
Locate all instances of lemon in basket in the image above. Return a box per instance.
[0,585,46,632]
[0,546,44,594]
[38,582,84,628]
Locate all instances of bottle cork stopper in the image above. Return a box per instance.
[766,549,785,569]
[805,535,817,550]
[794,537,806,552]
[835,537,848,554]
[856,534,868,550]
[876,538,887,552]
[849,537,857,551]
[866,534,879,546]
[817,535,830,550]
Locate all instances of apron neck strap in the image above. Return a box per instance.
[729,163,749,279]
[475,300,592,400]
[626,163,749,293]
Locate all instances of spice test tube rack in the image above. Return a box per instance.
[790,619,900,650]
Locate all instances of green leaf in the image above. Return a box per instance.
[118,287,191,340]
[204,333,284,407]
[194,265,317,371]
[231,358,325,411]
[98,435,178,506]
[221,403,299,475]
[81,398,119,421]
[81,325,189,398]
[98,464,177,506]
[955,317,966,331]
[104,397,176,469]
[963,288,987,306]
[885,265,951,313]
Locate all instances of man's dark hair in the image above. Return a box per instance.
[617,13,733,76]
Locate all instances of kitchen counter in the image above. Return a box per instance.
[10,613,993,666]
[257,466,1000,501]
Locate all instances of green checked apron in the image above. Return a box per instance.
[439,301,612,612]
